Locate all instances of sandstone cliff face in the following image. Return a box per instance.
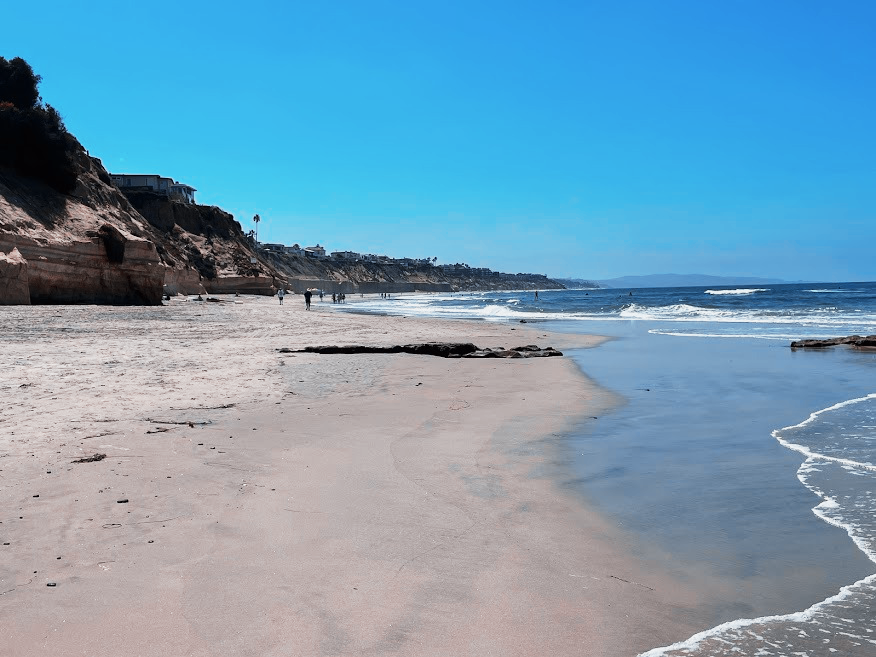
[0,143,280,303]
[123,190,278,294]
[0,247,29,304]
[1,132,563,304]
[0,151,167,304]
[162,265,206,296]
[0,232,163,305]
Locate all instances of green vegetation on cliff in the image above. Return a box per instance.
[0,56,78,193]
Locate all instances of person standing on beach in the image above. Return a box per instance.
[277,288,286,305]
[304,289,312,310]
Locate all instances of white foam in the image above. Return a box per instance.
[639,572,876,656]
[648,330,797,341]
[618,303,876,327]
[704,288,768,295]
[640,394,876,656]
[337,293,876,340]
[771,394,876,472]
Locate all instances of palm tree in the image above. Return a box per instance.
[253,214,261,243]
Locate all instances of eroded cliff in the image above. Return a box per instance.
[1,56,565,305]
[0,148,167,304]
[0,142,279,303]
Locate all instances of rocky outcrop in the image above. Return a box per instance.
[163,265,206,296]
[281,343,563,358]
[121,191,286,293]
[0,147,170,304]
[204,275,275,296]
[0,229,164,304]
[0,247,30,304]
[0,126,282,303]
[123,190,239,239]
[790,335,876,349]
[460,345,563,358]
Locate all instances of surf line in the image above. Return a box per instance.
[772,393,876,472]
[639,393,876,656]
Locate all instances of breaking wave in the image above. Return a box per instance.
[704,288,767,295]
[336,285,876,339]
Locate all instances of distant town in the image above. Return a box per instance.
[253,240,543,279]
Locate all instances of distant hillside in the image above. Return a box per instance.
[554,277,601,289]
[597,274,791,289]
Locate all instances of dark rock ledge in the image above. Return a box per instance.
[278,343,563,359]
[790,335,876,349]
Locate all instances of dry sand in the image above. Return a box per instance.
[1,295,702,656]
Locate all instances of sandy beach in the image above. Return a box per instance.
[2,295,703,656]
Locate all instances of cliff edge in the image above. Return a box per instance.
[0,56,564,304]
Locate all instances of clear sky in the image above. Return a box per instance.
[3,1,874,281]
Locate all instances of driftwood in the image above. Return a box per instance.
[790,335,876,349]
[279,343,563,359]
[72,453,106,463]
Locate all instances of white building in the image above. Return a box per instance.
[331,251,361,260]
[304,244,327,258]
[111,173,197,204]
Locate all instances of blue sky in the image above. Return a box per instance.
[3,1,874,281]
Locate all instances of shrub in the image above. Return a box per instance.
[0,56,78,193]
[0,57,41,110]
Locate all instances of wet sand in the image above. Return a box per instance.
[2,296,702,656]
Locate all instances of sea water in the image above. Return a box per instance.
[639,394,876,657]
[336,283,876,656]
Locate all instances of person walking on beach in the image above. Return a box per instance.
[277,288,286,305]
[304,289,312,310]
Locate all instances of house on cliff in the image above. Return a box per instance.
[304,244,327,259]
[331,251,361,261]
[111,174,196,204]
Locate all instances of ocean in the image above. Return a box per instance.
[337,282,876,656]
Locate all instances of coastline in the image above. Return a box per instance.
[324,289,876,655]
[551,320,876,656]
[1,295,703,656]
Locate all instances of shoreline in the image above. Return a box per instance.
[549,321,876,657]
[2,296,704,656]
[326,294,876,654]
